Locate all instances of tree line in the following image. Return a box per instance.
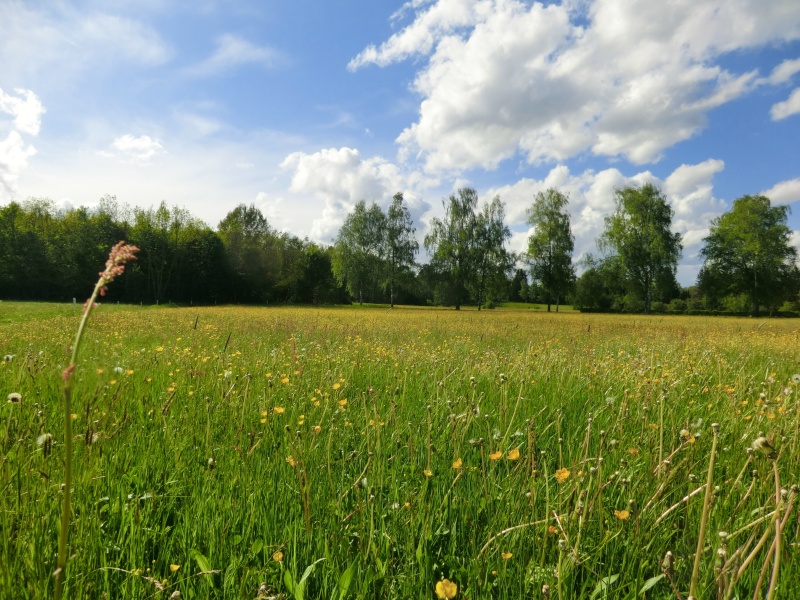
[1,186,798,315]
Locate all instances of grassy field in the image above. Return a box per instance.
[1,302,798,599]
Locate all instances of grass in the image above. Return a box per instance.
[1,302,798,599]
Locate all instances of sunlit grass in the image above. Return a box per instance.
[1,304,798,598]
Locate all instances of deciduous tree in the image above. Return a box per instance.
[332,201,386,305]
[600,183,682,314]
[699,195,799,316]
[526,188,575,312]
[383,193,418,307]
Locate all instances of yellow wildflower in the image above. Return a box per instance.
[170,564,180,572]
[435,578,457,599]
[554,467,570,483]
[501,552,513,560]
[272,551,283,562]
[274,406,285,414]
[506,448,520,461]
[286,455,297,467]
[489,450,502,461]
[614,509,630,520]
[423,468,433,478]
[452,458,463,469]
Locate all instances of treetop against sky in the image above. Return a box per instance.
[1,0,799,286]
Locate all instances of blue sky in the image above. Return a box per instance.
[2,0,800,285]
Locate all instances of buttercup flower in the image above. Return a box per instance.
[435,578,457,599]
[555,467,570,483]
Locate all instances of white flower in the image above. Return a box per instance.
[7,392,22,403]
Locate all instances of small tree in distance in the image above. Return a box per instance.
[699,194,800,316]
[526,188,575,312]
[383,193,419,307]
[600,183,682,314]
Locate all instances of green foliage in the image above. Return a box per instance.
[382,193,419,307]
[332,201,387,305]
[425,188,512,309]
[699,195,800,316]
[526,188,575,312]
[600,184,682,313]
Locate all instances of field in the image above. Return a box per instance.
[1,303,799,599]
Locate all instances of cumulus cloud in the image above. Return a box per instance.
[770,88,800,120]
[353,0,800,172]
[0,88,45,136]
[0,131,37,200]
[762,177,800,204]
[185,34,282,77]
[280,147,433,241]
[0,88,44,201]
[101,134,165,163]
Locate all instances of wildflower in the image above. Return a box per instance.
[628,447,640,456]
[554,467,570,483]
[272,551,283,562]
[548,525,559,535]
[423,468,433,478]
[113,366,124,374]
[280,377,290,384]
[286,455,297,467]
[452,458,463,469]
[435,578,457,599]
[501,552,513,560]
[614,509,630,520]
[273,406,285,415]
[332,382,341,390]
[169,564,180,573]
[507,448,520,461]
[7,392,21,403]
[338,399,347,408]
[313,425,322,434]
[489,450,502,461]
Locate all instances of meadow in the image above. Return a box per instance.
[1,302,798,599]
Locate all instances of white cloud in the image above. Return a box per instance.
[762,177,800,204]
[0,88,44,201]
[0,5,171,86]
[103,134,165,162]
[770,88,800,120]
[280,147,433,241]
[0,88,45,136]
[766,57,800,84]
[0,131,37,200]
[185,34,281,77]
[354,0,800,172]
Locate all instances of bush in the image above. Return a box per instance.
[668,298,688,312]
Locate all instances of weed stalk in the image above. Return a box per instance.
[54,242,138,600]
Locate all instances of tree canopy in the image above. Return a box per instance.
[526,188,575,312]
[699,195,799,316]
[600,183,682,314]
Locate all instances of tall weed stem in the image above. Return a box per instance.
[54,242,138,600]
